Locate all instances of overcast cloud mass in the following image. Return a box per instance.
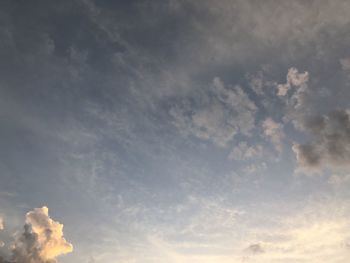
[1,1,350,262]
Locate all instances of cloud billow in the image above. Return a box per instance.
[277,67,309,97]
[0,207,73,263]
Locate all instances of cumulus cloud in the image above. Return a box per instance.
[170,77,257,147]
[293,109,350,174]
[0,206,73,263]
[276,67,311,131]
[277,67,309,96]
[262,118,285,152]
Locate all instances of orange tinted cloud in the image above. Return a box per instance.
[0,206,73,263]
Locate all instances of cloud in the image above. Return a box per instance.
[242,162,267,175]
[0,206,73,263]
[0,217,3,248]
[277,67,309,96]
[275,67,312,130]
[228,142,263,161]
[175,0,350,72]
[246,70,267,96]
[171,77,257,147]
[328,173,350,185]
[122,198,350,263]
[246,67,277,97]
[244,243,264,254]
[262,118,284,152]
[293,109,350,174]
[236,198,350,263]
[340,57,350,71]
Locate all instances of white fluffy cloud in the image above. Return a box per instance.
[171,77,257,147]
[0,206,73,263]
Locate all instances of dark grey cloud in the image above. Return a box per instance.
[244,243,264,254]
[293,109,350,172]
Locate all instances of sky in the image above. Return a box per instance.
[1,1,350,262]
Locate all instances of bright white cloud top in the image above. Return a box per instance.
[0,206,72,263]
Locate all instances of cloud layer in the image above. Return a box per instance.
[1,1,350,262]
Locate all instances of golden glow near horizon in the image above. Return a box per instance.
[139,201,350,263]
